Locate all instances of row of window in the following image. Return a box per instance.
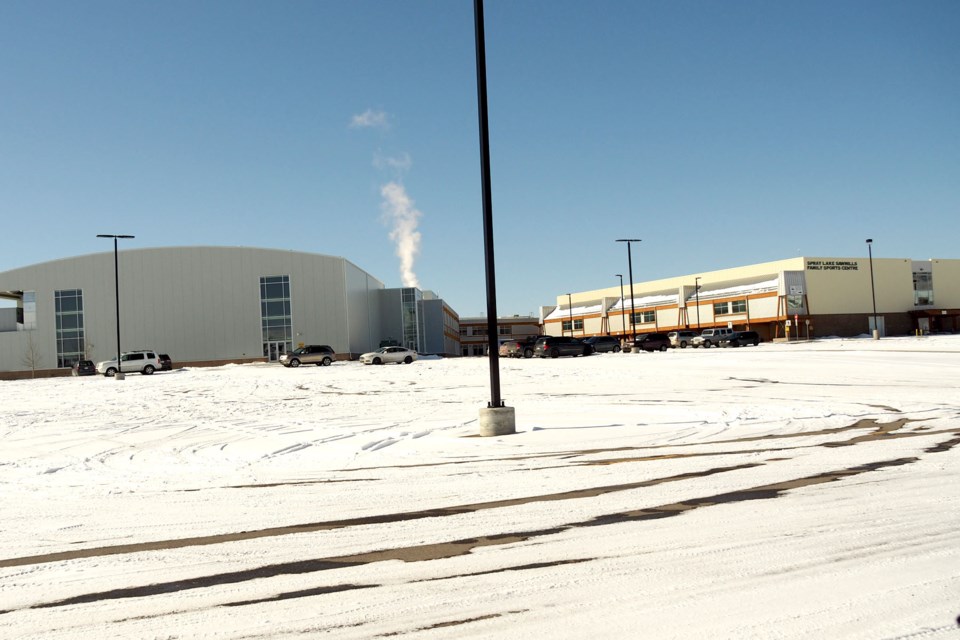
[401,287,423,352]
[461,325,539,337]
[55,289,84,368]
[260,276,292,350]
[713,300,748,315]
[564,300,752,331]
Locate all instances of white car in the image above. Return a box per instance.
[360,346,418,365]
[96,350,163,376]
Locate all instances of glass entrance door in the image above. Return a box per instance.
[265,341,288,362]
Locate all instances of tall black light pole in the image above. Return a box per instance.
[866,238,879,339]
[97,234,135,379]
[694,276,701,331]
[566,293,573,336]
[616,239,641,345]
[474,0,514,435]
[615,274,625,336]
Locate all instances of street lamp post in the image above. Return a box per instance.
[615,274,625,337]
[97,234,135,380]
[866,239,879,339]
[566,293,573,336]
[694,276,701,331]
[616,239,641,347]
[473,0,514,435]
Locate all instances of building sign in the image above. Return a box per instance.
[807,260,859,271]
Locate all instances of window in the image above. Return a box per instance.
[731,300,747,314]
[914,270,934,306]
[401,288,422,351]
[562,319,584,332]
[21,291,37,330]
[260,276,292,355]
[630,311,655,324]
[713,302,729,315]
[499,325,511,335]
[55,289,84,368]
[460,327,467,336]
[786,295,804,311]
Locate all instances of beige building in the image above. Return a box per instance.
[543,257,960,341]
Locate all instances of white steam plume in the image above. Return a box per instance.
[380,181,422,288]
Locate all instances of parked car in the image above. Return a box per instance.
[534,336,591,358]
[158,354,173,371]
[583,335,622,354]
[718,330,761,348]
[499,336,542,359]
[668,330,699,349]
[692,328,734,348]
[71,359,96,376]
[360,346,418,365]
[631,332,671,352]
[96,350,163,376]
[280,345,335,367]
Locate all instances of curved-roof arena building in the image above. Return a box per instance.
[0,247,460,377]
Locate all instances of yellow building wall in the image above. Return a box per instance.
[803,257,914,314]
[932,259,960,308]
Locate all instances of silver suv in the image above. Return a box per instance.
[692,328,734,348]
[96,350,163,376]
[668,330,698,349]
[280,345,336,367]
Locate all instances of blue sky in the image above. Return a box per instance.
[1,0,957,317]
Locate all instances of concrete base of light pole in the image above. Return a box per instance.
[479,405,516,437]
[872,329,880,340]
[115,372,126,380]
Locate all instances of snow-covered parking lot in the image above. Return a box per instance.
[2,336,959,639]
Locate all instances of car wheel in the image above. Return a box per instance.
[550,348,559,358]
[289,358,301,368]
[613,345,621,353]
[753,339,759,346]
[105,367,117,377]
[704,340,712,348]
[659,345,668,352]
[523,348,533,358]
[680,341,687,348]
[142,365,155,375]
[403,356,413,364]
[322,356,333,366]
[373,357,382,365]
